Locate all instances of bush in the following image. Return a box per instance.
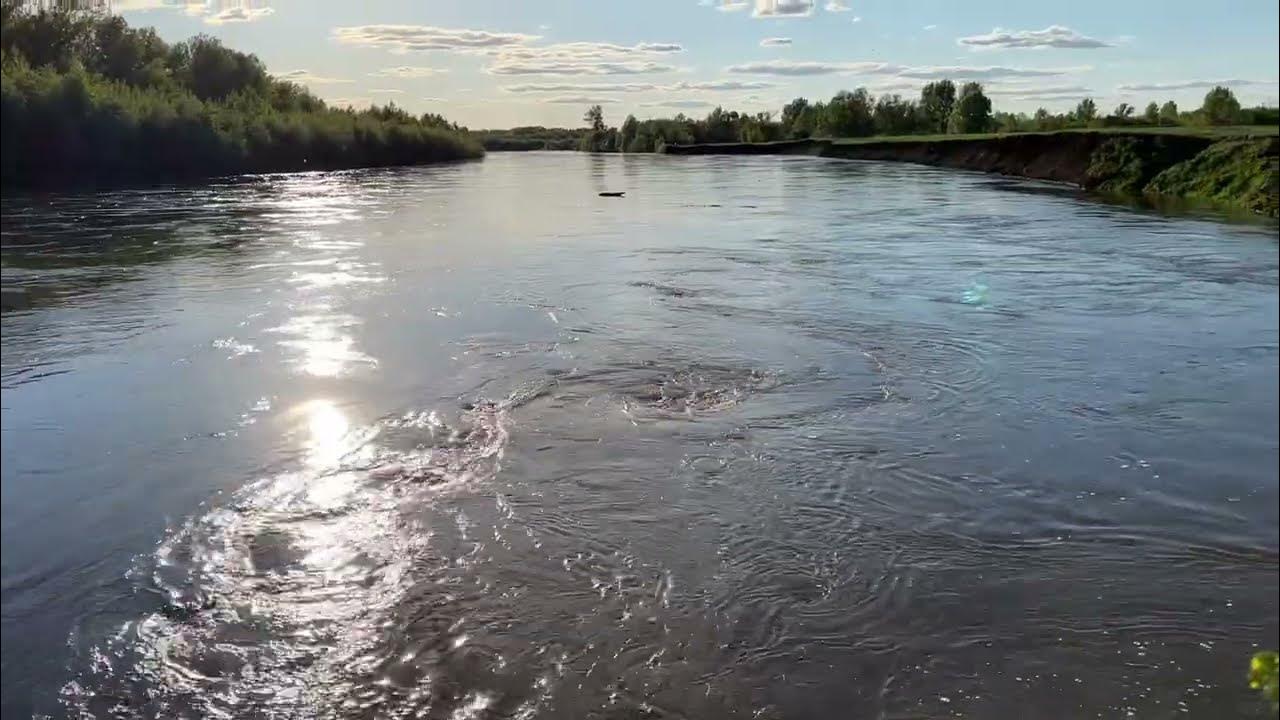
[1,5,480,188]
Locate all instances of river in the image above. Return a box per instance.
[2,153,1277,719]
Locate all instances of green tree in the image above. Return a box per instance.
[919,79,956,133]
[1074,97,1098,124]
[780,97,814,138]
[583,104,605,132]
[1201,86,1241,125]
[1159,100,1179,126]
[819,88,874,137]
[619,114,638,152]
[1142,101,1159,124]
[948,82,992,134]
[873,93,918,135]
[1112,102,1134,119]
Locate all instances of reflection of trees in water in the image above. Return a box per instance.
[1,172,365,312]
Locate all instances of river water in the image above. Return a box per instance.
[2,153,1277,719]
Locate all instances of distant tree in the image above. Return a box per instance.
[780,97,815,138]
[994,111,1031,133]
[1143,101,1160,124]
[1201,86,1241,125]
[819,88,875,137]
[1112,102,1134,119]
[873,93,918,135]
[583,105,605,132]
[1033,107,1053,130]
[619,114,639,151]
[1159,100,1179,126]
[1074,97,1098,124]
[919,79,956,133]
[948,82,992,134]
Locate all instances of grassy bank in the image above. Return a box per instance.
[1,6,481,190]
[829,125,1278,145]
[664,129,1280,216]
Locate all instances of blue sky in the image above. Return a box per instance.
[117,0,1280,129]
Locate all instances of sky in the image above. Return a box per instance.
[115,0,1280,129]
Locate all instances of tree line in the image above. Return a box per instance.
[576,81,1277,153]
[1,2,481,189]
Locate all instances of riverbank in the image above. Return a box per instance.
[662,130,1280,216]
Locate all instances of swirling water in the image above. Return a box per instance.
[1,153,1277,719]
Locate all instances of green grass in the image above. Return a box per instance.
[1145,138,1279,215]
[827,125,1278,145]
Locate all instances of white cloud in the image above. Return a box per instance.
[760,37,793,47]
[369,66,448,78]
[958,25,1111,50]
[923,24,937,31]
[1115,79,1276,92]
[124,1,275,24]
[895,65,1085,80]
[486,41,683,75]
[275,70,351,85]
[203,4,274,24]
[987,84,1093,99]
[369,89,406,94]
[500,80,773,93]
[641,100,717,108]
[726,59,1084,82]
[869,81,923,93]
[726,60,898,75]
[112,0,172,10]
[503,82,658,93]
[672,80,775,90]
[753,0,814,17]
[824,1,851,11]
[851,16,861,23]
[714,1,750,11]
[541,95,619,104]
[332,25,538,52]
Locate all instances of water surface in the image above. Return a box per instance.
[2,153,1278,718]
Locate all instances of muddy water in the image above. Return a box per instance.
[2,153,1277,718]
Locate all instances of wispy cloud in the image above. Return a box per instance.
[641,99,717,108]
[958,25,1111,50]
[369,66,448,78]
[895,64,1086,79]
[824,1,851,11]
[713,0,750,10]
[760,37,793,47]
[986,83,1092,97]
[923,24,937,31]
[541,95,619,104]
[486,41,683,75]
[332,25,538,52]
[369,88,406,94]
[204,4,273,24]
[119,0,275,24]
[673,80,776,90]
[725,60,898,75]
[503,82,657,93]
[1115,78,1276,92]
[726,59,1084,81]
[851,16,861,23]
[753,0,814,17]
[500,79,773,93]
[275,70,351,85]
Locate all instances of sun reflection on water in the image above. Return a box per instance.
[303,399,351,468]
